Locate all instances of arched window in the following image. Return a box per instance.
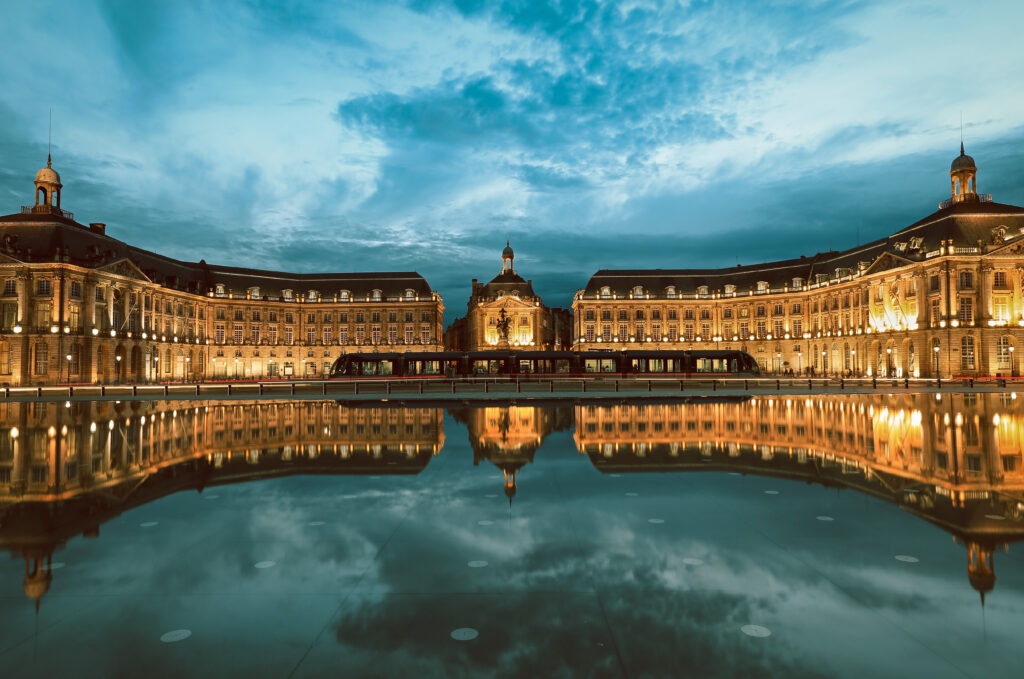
[961,336,976,370]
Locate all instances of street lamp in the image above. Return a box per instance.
[797,351,802,375]
[153,355,159,383]
[185,356,191,383]
[933,344,940,379]
[115,354,122,384]
[1010,345,1016,377]
[850,349,857,376]
[65,353,72,383]
[886,347,892,377]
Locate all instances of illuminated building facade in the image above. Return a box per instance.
[444,242,571,351]
[573,147,1024,377]
[574,393,1024,600]
[0,159,445,385]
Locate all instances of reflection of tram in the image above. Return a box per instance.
[329,349,761,378]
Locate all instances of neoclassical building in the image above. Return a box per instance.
[444,242,571,351]
[0,158,445,385]
[573,146,1024,377]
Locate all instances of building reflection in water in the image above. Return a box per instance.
[574,393,1024,603]
[0,400,445,610]
[4,394,1024,611]
[452,406,572,502]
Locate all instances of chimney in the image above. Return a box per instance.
[89,223,106,235]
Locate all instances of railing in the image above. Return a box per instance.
[21,205,74,220]
[938,194,993,210]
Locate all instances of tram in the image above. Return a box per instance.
[329,349,760,379]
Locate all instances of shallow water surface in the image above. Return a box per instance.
[1,394,1021,678]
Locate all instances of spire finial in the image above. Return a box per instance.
[47,108,52,167]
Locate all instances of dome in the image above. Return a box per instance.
[35,156,61,186]
[502,242,514,259]
[950,142,976,172]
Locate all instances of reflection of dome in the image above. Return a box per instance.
[23,558,53,610]
[951,143,976,172]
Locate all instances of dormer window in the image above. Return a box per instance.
[215,284,226,297]
[696,286,709,299]
[282,289,293,300]
[724,284,736,295]
[405,289,415,300]
[511,290,520,298]
[497,290,505,298]
[791,277,804,289]
[665,286,676,299]
[307,290,319,302]
[756,281,769,292]
[248,286,260,299]
[632,286,644,298]
[893,242,907,252]
[340,290,350,301]
[814,274,828,284]
[371,289,382,301]
[600,286,612,299]
[909,237,924,249]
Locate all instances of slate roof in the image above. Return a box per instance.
[583,200,1024,297]
[0,213,434,299]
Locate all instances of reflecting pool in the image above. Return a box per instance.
[1,394,1022,678]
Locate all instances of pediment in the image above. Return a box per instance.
[987,236,1024,256]
[0,252,24,265]
[861,251,914,276]
[480,297,536,311]
[97,258,152,282]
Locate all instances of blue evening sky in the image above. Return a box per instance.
[2,0,1023,320]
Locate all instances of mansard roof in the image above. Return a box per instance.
[476,270,537,300]
[0,215,434,299]
[583,199,1024,297]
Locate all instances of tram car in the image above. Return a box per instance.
[329,349,760,379]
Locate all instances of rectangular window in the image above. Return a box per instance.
[739,322,749,339]
[931,299,941,325]
[586,325,595,342]
[215,324,225,344]
[34,343,48,375]
[388,326,397,344]
[994,271,1008,288]
[323,327,332,344]
[602,324,611,341]
[356,327,365,344]
[69,281,82,298]
[958,271,974,289]
[36,280,51,296]
[791,320,802,336]
[774,320,784,337]
[405,327,413,344]
[421,326,430,344]
[2,279,15,296]
[69,304,81,329]
[994,297,1009,322]
[635,323,645,339]
[307,327,316,344]
[268,326,278,344]
[668,325,677,341]
[251,326,261,344]
[651,323,661,339]
[701,323,710,339]
[684,324,693,341]
[285,326,293,344]
[961,337,976,370]
[929,275,940,292]
[372,326,381,344]
[234,325,243,344]
[958,297,973,324]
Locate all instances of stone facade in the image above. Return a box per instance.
[0,161,445,385]
[444,243,571,351]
